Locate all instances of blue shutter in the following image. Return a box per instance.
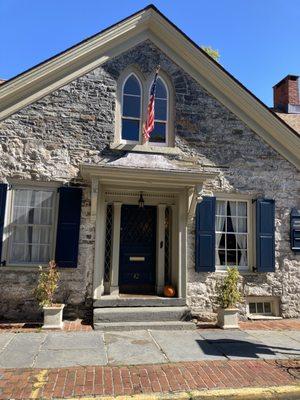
[55,187,82,268]
[0,183,7,263]
[195,196,216,272]
[256,198,275,272]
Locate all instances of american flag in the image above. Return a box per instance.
[143,66,160,142]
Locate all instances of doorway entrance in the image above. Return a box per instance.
[119,205,156,294]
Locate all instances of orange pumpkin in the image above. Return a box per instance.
[164,285,175,298]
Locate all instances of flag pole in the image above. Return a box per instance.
[143,64,160,144]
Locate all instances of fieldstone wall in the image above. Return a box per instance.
[0,40,299,320]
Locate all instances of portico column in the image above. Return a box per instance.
[110,202,122,296]
[156,204,166,295]
[93,183,106,298]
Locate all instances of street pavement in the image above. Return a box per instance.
[0,328,299,368]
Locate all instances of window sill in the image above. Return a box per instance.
[0,265,44,272]
[247,315,282,320]
[110,142,182,155]
[0,265,75,272]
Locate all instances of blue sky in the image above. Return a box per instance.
[0,0,299,106]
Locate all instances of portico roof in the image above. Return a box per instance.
[80,153,217,188]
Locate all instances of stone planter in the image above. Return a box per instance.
[42,304,65,329]
[217,307,239,329]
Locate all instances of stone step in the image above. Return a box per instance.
[94,321,196,331]
[93,306,190,323]
[93,297,186,308]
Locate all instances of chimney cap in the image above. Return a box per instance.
[273,74,299,89]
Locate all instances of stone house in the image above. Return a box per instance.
[0,5,299,328]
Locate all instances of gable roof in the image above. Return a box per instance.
[0,4,300,169]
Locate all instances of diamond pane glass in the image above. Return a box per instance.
[165,207,171,285]
[104,204,113,283]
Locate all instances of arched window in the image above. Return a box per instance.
[121,74,142,142]
[149,77,168,144]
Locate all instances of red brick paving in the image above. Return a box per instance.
[0,319,92,333]
[1,318,299,333]
[239,319,300,330]
[0,360,297,399]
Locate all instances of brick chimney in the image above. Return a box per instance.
[273,75,300,113]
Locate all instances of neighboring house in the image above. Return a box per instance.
[0,5,299,327]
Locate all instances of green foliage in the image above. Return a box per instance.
[34,260,60,307]
[201,46,220,62]
[217,267,242,308]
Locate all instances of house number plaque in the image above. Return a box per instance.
[130,256,145,262]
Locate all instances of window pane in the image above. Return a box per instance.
[237,218,247,233]
[216,217,226,232]
[227,250,236,266]
[216,200,227,216]
[249,303,256,313]
[217,250,226,265]
[155,99,167,120]
[236,234,247,249]
[238,250,247,266]
[257,303,264,313]
[124,75,141,95]
[227,234,236,249]
[238,202,247,217]
[156,78,167,98]
[40,208,53,225]
[264,302,271,313]
[123,95,140,118]
[216,233,225,249]
[229,201,237,216]
[227,217,234,232]
[215,199,249,269]
[121,119,140,141]
[10,189,55,264]
[32,227,51,245]
[149,122,166,143]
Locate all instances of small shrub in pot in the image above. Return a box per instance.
[34,260,64,329]
[217,267,242,329]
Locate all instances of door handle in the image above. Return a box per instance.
[160,241,164,249]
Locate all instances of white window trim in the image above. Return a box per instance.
[120,72,143,145]
[215,195,253,272]
[114,67,175,148]
[246,296,280,318]
[144,75,169,147]
[2,182,60,268]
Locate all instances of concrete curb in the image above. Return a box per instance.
[63,384,300,400]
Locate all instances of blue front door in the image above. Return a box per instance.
[119,205,156,293]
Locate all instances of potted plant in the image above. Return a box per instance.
[34,260,64,329]
[217,267,242,329]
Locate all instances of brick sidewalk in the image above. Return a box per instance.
[0,359,298,399]
[0,318,299,333]
[0,319,92,333]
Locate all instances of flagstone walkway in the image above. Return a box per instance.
[0,327,300,368]
[0,321,299,399]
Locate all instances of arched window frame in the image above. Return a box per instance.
[115,68,174,148]
[144,71,174,147]
[115,68,144,144]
